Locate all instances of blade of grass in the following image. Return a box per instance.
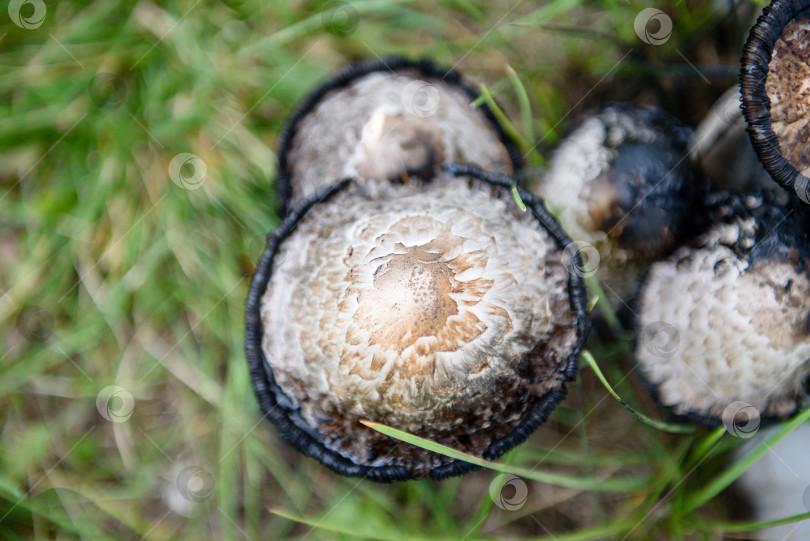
[360,420,649,492]
[582,350,695,434]
[706,511,810,534]
[506,65,536,154]
[475,84,528,153]
[684,406,810,512]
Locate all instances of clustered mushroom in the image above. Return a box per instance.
[634,191,810,423]
[741,0,810,202]
[629,0,810,426]
[532,103,707,306]
[246,59,588,481]
[247,0,810,481]
[274,57,522,215]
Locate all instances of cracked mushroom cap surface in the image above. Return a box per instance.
[245,171,588,481]
[741,0,810,201]
[533,104,707,305]
[275,57,522,215]
[635,191,810,423]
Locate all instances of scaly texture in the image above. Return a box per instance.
[766,11,810,174]
[636,193,810,419]
[259,177,579,475]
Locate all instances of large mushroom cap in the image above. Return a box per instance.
[534,104,706,305]
[245,171,588,481]
[635,191,810,423]
[741,0,810,202]
[275,57,522,214]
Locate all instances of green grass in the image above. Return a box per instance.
[1,0,804,539]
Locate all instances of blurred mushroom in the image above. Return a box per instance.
[245,167,588,481]
[634,191,810,423]
[533,104,708,306]
[741,0,810,202]
[690,86,776,192]
[275,57,522,215]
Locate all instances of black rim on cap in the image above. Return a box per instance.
[274,57,525,217]
[245,165,589,483]
[740,0,810,202]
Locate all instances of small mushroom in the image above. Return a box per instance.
[634,191,810,423]
[533,104,707,305]
[245,167,588,481]
[275,57,522,215]
[741,0,810,202]
[690,86,776,193]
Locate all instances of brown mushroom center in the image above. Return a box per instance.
[356,246,459,351]
[355,113,445,181]
[765,10,810,172]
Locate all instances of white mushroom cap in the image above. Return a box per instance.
[250,173,586,479]
[635,192,810,420]
[276,58,520,212]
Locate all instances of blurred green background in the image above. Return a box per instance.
[2,0,802,539]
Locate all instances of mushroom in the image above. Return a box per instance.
[634,191,810,423]
[741,0,810,202]
[275,57,522,215]
[245,167,588,481]
[532,104,707,306]
[690,86,777,193]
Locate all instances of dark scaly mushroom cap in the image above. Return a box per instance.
[245,169,588,481]
[635,191,810,423]
[533,104,707,305]
[741,0,810,202]
[275,57,522,215]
